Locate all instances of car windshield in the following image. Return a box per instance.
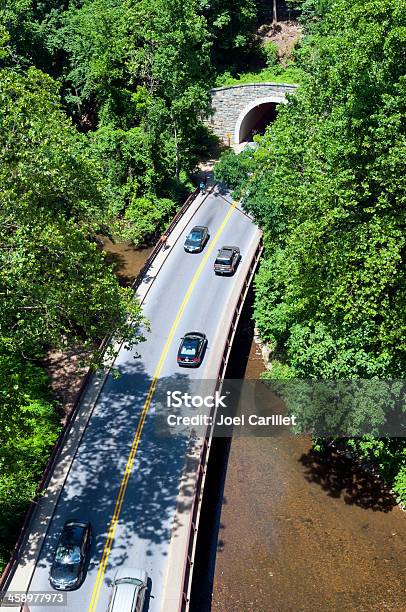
[217,255,232,264]
[55,545,81,563]
[116,577,143,586]
[188,231,203,243]
[180,338,199,356]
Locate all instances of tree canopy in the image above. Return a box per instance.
[1,0,258,209]
[215,0,406,501]
[0,67,142,359]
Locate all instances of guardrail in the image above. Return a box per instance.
[132,188,199,292]
[0,187,200,593]
[179,239,263,611]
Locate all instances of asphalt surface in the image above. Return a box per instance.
[24,188,260,612]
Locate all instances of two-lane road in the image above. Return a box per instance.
[17,187,261,612]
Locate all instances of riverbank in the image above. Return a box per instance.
[209,321,406,612]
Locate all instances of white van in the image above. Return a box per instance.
[107,567,148,612]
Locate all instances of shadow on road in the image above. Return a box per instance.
[21,357,202,602]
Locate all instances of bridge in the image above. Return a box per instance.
[1,186,262,612]
[208,82,297,145]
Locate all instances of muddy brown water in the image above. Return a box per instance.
[97,235,153,287]
[190,289,406,612]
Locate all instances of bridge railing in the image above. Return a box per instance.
[132,188,199,292]
[0,187,200,594]
[179,238,263,611]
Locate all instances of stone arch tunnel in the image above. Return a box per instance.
[207,82,298,146]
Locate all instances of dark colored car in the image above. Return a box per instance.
[184,226,209,253]
[214,246,241,275]
[49,521,92,591]
[177,332,207,367]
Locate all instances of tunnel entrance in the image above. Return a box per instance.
[234,95,287,145]
[237,102,277,143]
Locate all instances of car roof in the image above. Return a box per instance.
[64,520,89,529]
[110,581,140,611]
[114,567,147,582]
[110,568,147,612]
[60,521,88,541]
[181,337,200,347]
[184,331,205,339]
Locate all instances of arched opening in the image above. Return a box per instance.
[239,102,277,142]
[234,95,288,145]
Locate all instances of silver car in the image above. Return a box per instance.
[108,567,148,612]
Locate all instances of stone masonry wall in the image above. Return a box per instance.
[207,82,297,143]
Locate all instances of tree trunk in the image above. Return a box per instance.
[273,0,278,23]
[174,124,180,182]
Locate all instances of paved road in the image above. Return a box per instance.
[18,188,261,612]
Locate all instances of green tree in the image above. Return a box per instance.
[127,0,212,182]
[0,67,143,361]
[2,0,215,205]
[52,0,131,126]
[0,353,60,567]
[199,0,257,71]
[216,0,406,501]
[219,0,406,379]
[124,196,175,246]
[287,0,333,29]
[0,0,64,70]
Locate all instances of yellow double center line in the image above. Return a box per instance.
[88,199,237,612]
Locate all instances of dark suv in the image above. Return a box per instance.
[214,246,241,275]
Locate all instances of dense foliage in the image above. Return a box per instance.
[1,0,259,217]
[215,0,406,502]
[200,0,257,70]
[0,63,144,567]
[0,66,143,358]
[0,355,59,570]
[0,0,262,570]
